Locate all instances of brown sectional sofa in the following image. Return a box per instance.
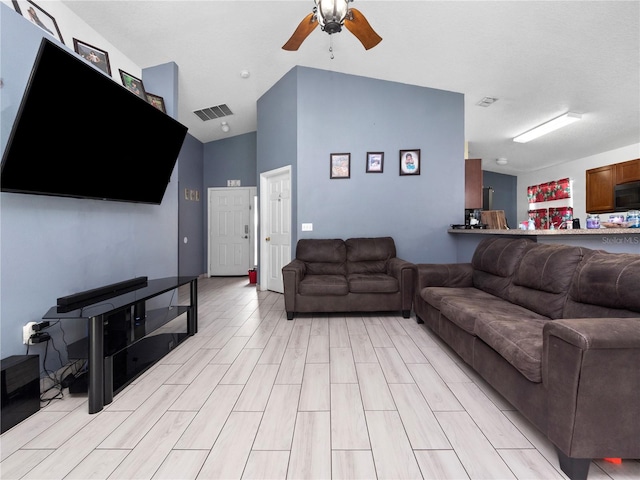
[282,237,415,320]
[414,236,640,480]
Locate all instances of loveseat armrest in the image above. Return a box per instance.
[415,263,474,291]
[543,318,640,460]
[282,259,307,319]
[387,258,416,317]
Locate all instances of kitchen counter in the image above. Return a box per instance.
[447,227,640,258]
[448,227,638,235]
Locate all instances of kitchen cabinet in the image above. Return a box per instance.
[615,158,640,184]
[586,165,615,213]
[465,158,482,209]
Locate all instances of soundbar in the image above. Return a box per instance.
[56,276,148,312]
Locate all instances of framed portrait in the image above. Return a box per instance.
[73,38,111,76]
[399,149,421,176]
[146,93,167,113]
[12,1,64,44]
[119,69,147,101]
[366,152,384,173]
[330,153,350,179]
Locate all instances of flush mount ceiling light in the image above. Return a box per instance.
[220,121,230,133]
[496,158,508,166]
[513,112,582,143]
[477,97,498,107]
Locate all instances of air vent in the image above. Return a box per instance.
[193,104,233,121]
[476,97,498,107]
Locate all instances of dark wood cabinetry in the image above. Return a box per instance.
[586,158,640,213]
[586,165,615,213]
[615,158,640,184]
[465,158,482,209]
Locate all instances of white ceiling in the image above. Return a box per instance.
[61,0,640,175]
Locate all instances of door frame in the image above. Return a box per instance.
[207,186,256,277]
[259,165,292,290]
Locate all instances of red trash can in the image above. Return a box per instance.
[248,268,257,284]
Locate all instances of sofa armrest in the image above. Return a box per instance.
[543,318,640,459]
[415,263,474,291]
[387,258,416,315]
[282,259,306,316]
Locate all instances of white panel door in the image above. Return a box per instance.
[261,168,291,293]
[208,187,253,276]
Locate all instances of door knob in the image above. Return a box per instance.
[265,237,271,241]
[243,235,248,239]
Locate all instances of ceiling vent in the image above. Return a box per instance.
[476,97,498,107]
[193,104,233,121]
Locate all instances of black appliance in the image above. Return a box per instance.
[1,355,40,433]
[615,181,640,211]
[1,38,188,205]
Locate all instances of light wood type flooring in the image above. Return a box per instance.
[2,276,638,479]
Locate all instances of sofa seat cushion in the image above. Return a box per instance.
[299,275,349,296]
[348,273,398,293]
[440,295,547,336]
[475,316,550,383]
[421,286,496,311]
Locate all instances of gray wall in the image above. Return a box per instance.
[203,132,257,188]
[0,4,186,370]
[257,67,465,263]
[179,134,204,277]
[483,170,517,228]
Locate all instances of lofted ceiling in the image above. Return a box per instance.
[61,0,640,175]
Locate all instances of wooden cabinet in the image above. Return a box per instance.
[465,158,482,209]
[586,165,615,213]
[615,158,640,184]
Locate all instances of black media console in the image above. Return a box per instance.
[43,276,198,414]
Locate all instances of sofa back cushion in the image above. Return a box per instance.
[471,237,534,299]
[296,239,347,275]
[564,250,640,317]
[510,243,587,318]
[346,237,396,274]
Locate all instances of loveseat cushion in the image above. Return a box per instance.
[296,239,347,276]
[439,294,547,335]
[564,250,640,317]
[348,273,398,293]
[298,274,349,296]
[475,316,550,383]
[510,244,587,319]
[472,237,534,300]
[346,237,395,274]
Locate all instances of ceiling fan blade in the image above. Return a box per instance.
[344,8,382,50]
[282,12,319,51]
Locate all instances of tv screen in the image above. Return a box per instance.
[1,38,188,204]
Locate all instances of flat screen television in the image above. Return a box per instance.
[1,38,188,205]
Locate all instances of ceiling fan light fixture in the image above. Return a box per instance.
[513,112,582,143]
[316,0,349,34]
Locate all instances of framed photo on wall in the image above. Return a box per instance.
[73,38,111,76]
[366,152,384,173]
[146,92,167,113]
[399,149,420,176]
[119,69,147,101]
[12,1,64,44]
[330,153,350,179]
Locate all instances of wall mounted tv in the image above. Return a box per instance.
[1,38,188,205]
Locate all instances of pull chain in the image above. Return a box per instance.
[329,35,334,59]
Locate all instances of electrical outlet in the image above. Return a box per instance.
[23,322,37,345]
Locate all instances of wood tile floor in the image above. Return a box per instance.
[2,276,638,479]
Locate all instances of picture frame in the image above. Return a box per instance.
[73,38,111,76]
[119,69,147,101]
[366,152,384,173]
[12,1,64,44]
[330,153,350,179]
[399,149,421,176]
[146,92,167,113]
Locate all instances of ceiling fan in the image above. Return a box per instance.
[282,0,382,51]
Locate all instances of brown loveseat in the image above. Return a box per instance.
[414,236,640,480]
[282,237,415,320]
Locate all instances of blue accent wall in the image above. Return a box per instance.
[203,132,257,188]
[257,66,465,262]
[483,170,518,228]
